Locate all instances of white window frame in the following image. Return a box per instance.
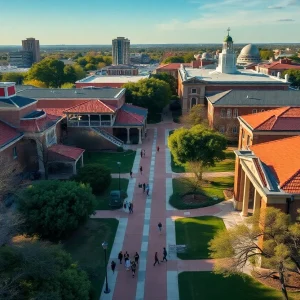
[191,88,197,94]
[233,108,238,118]
[220,108,226,118]
[252,109,258,114]
[227,109,232,118]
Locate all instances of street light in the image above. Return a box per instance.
[117,161,121,191]
[102,241,110,294]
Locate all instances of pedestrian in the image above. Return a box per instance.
[140,150,143,158]
[125,259,131,271]
[143,149,145,157]
[157,146,160,152]
[162,247,168,262]
[111,260,116,273]
[158,222,162,233]
[129,202,133,214]
[118,251,123,264]
[143,183,146,193]
[134,252,140,264]
[140,166,143,175]
[124,251,129,261]
[131,261,137,277]
[130,170,133,178]
[153,252,160,266]
[146,186,150,196]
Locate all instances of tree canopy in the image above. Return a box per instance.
[0,72,26,84]
[168,125,227,180]
[151,72,177,94]
[179,104,207,127]
[18,180,96,240]
[282,69,300,88]
[163,56,185,64]
[209,207,300,300]
[123,77,171,116]
[259,49,274,60]
[0,241,91,300]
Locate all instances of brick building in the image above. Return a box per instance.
[256,58,300,76]
[154,63,191,80]
[99,65,139,76]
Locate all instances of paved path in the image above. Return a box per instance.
[95,121,241,300]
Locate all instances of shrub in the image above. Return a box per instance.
[73,164,111,194]
[117,146,124,152]
[18,180,96,240]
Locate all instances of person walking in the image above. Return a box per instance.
[118,251,123,264]
[153,252,160,266]
[146,186,150,196]
[142,183,146,193]
[130,170,133,178]
[140,166,143,175]
[125,259,131,271]
[157,146,160,152]
[111,260,116,273]
[129,202,133,214]
[131,261,137,278]
[162,247,168,262]
[124,251,129,262]
[140,150,143,158]
[158,222,162,234]
[134,252,140,264]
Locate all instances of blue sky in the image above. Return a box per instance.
[1,0,299,45]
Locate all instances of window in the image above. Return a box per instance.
[261,109,265,112]
[252,109,257,114]
[220,108,226,118]
[227,109,232,118]
[219,125,225,133]
[232,126,238,135]
[191,88,197,94]
[46,128,57,146]
[233,108,238,118]
[247,135,251,146]
[191,97,197,107]
[13,147,17,159]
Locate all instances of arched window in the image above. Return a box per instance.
[227,109,232,118]
[220,109,226,118]
[233,108,238,118]
[191,98,197,107]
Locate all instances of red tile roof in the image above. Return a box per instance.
[63,100,117,113]
[250,136,300,193]
[0,121,22,149]
[259,61,300,70]
[156,63,191,70]
[48,144,85,161]
[115,109,144,125]
[42,108,66,117]
[19,113,60,133]
[240,107,300,131]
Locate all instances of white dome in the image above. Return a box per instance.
[237,44,261,65]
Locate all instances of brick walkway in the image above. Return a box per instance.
[95,121,241,300]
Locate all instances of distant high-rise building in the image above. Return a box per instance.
[8,51,33,68]
[22,38,40,63]
[112,37,130,65]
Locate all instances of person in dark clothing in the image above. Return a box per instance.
[143,183,146,193]
[129,203,133,214]
[158,222,162,233]
[157,146,160,152]
[111,260,116,273]
[153,252,160,266]
[134,252,140,264]
[140,166,143,175]
[130,170,133,178]
[124,251,129,262]
[140,150,143,158]
[118,251,123,264]
[162,247,168,262]
[131,261,137,278]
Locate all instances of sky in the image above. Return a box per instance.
[1,0,300,45]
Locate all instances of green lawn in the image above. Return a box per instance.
[178,272,291,300]
[169,176,234,210]
[84,150,136,173]
[63,219,118,300]
[171,150,235,173]
[175,216,225,259]
[95,178,129,210]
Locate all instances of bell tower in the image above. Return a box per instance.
[216,28,237,74]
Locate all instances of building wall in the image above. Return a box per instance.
[156,68,178,79]
[205,84,288,92]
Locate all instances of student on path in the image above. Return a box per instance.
[130,170,133,178]
[158,222,162,233]
[162,247,168,262]
[125,259,131,271]
[157,146,160,152]
[153,252,160,266]
[131,261,137,278]
[118,251,123,264]
[124,251,129,261]
[140,150,143,158]
[142,183,146,193]
[129,202,133,214]
[134,252,140,264]
[111,260,116,273]
[146,186,150,196]
[140,166,143,175]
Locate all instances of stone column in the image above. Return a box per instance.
[88,115,90,127]
[72,162,77,175]
[36,140,45,174]
[242,173,250,217]
[126,128,131,144]
[81,155,84,167]
[253,189,261,215]
[138,128,142,144]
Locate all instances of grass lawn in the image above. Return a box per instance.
[84,150,136,173]
[169,176,234,210]
[95,178,129,210]
[63,219,118,300]
[171,150,235,173]
[175,216,225,259]
[178,272,296,300]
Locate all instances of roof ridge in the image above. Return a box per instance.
[281,169,300,190]
[213,90,232,104]
[122,109,143,124]
[277,106,291,118]
[254,114,277,130]
[251,135,300,148]
[98,100,115,112]
[63,100,90,112]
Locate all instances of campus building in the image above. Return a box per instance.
[255,58,300,76]
[112,37,130,65]
[233,107,300,221]
[22,37,40,63]
[0,82,147,178]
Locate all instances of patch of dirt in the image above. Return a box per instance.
[223,188,233,200]
[182,193,210,205]
[253,270,300,292]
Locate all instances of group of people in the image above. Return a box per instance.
[123,201,133,213]
[154,247,168,266]
[112,251,140,278]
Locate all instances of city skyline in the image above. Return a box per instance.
[0,0,300,45]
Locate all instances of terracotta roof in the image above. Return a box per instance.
[63,100,117,113]
[156,63,191,70]
[114,104,147,126]
[42,108,67,117]
[0,121,23,149]
[240,107,300,131]
[259,61,300,70]
[250,136,300,193]
[48,144,85,161]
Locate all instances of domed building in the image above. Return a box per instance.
[237,44,261,66]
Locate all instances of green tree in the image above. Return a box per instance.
[168,125,227,181]
[282,69,300,88]
[163,56,184,64]
[77,57,88,67]
[61,82,75,89]
[73,164,112,194]
[18,180,96,240]
[1,72,26,84]
[151,72,177,94]
[73,64,86,80]
[85,63,97,71]
[23,79,47,88]
[27,58,65,87]
[180,104,207,127]
[63,65,77,83]
[259,49,273,60]
[183,52,195,63]
[0,241,91,300]
[290,54,300,63]
[123,78,171,117]
[209,207,300,300]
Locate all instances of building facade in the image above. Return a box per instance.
[22,38,40,63]
[112,37,130,65]
[256,58,300,76]
[8,51,33,68]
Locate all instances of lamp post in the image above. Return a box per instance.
[102,241,110,294]
[117,161,121,191]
